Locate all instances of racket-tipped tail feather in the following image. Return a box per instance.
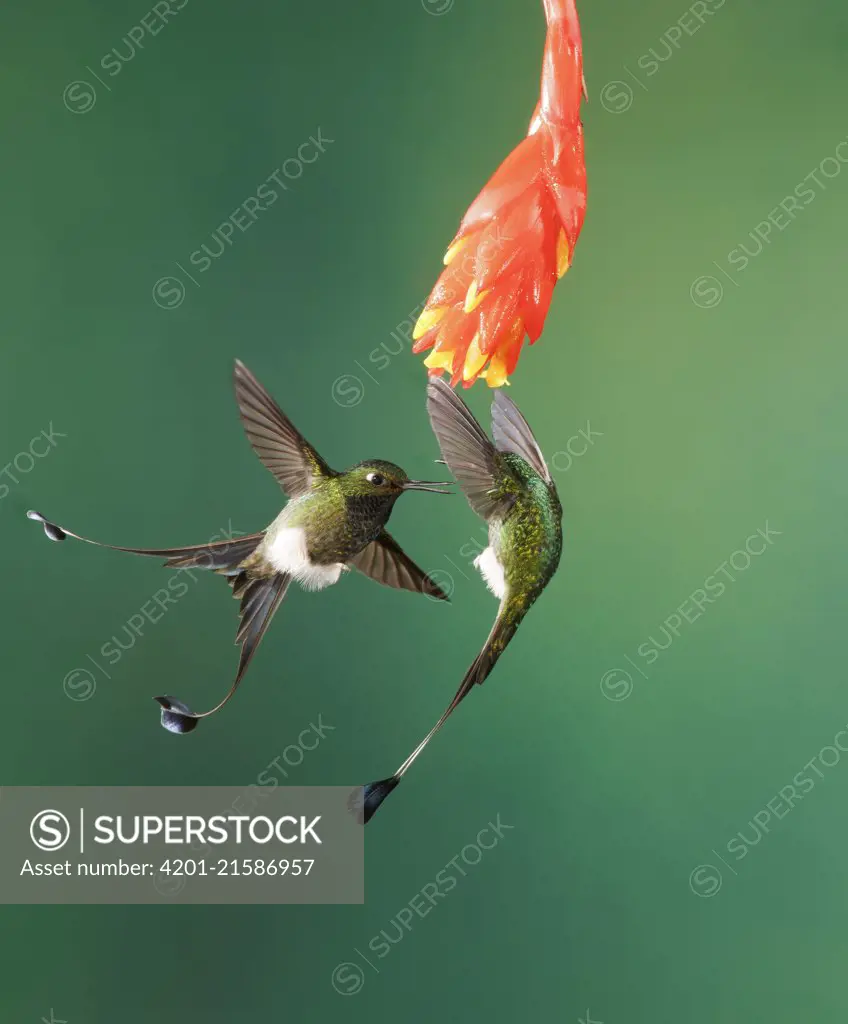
[348,777,400,825]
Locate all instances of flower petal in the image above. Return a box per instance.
[463,333,488,381]
[413,306,448,341]
[424,348,457,374]
[478,283,521,354]
[443,236,470,265]
[463,280,491,314]
[556,227,570,279]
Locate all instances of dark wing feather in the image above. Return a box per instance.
[491,390,551,483]
[234,360,333,497]
[426,377,513,520]
[349,531,449,601]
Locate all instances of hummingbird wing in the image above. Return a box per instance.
[349,530,449,601]
[491,390,552,483]
[234,360,334,497]
[426,377,516,520]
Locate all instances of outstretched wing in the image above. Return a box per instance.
[426,376,515,520]
[349,531,449,601]
[234,360,334,497]
[491,390,552,483]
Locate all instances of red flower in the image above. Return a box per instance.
[414,0,587,387]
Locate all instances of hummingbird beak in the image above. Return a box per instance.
[403,480,453,494]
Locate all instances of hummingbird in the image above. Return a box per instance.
[28,360,452,733]
[352,376,563,823]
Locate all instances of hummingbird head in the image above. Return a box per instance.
[343,460,452,497]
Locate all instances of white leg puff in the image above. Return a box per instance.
[474,545,506,599]
[266,527,343,591]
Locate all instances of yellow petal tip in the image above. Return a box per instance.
[556,229,570,279]
[463,281,490,314]
[443,237,469,265]
[423,349,455,373]
[413,307,446,341]
[462,333,487,381]
[480,355,509,388]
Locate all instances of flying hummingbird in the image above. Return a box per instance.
[27,360,451,733]
[352,376,563,823]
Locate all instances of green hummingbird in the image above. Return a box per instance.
[27,360,451,733]
[352,376,563,823]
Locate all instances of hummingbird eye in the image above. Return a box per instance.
[366,472,386,487]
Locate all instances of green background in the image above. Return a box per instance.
[3,0,848,1019]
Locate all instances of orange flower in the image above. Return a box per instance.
[413,0,587,388]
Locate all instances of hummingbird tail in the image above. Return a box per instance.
[161,535,265,574]
[155,571,292,734]
[461,608,522,689]
[348,777,400,825]
[351,602,525,824]
[26,510,263,575]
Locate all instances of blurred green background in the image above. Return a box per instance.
[3,0,848,1019]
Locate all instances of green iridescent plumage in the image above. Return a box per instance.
[496,452,563,603]
[265,462,409,564]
